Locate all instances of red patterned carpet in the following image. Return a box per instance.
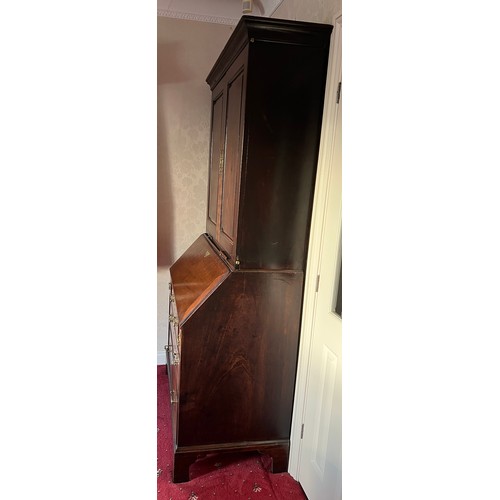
[157,365,306,499]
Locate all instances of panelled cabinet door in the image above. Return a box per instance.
[207,79,225,242]
[218,49,247,262]
[206,49,247,264]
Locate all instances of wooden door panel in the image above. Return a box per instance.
[218,50,248,263]
[208,94,224,229]
[220,69,244,256]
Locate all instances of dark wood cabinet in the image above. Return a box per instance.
[205,16,332,271]
[167,15,332,483]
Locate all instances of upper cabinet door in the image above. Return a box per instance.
[206,48,247,264]
[206,81,225,241]
[219,51,246,262]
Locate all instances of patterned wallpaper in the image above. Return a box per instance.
[273,0,341,23]
[157,83,211,265]
[157,17,233,269]
[157,17,232,352]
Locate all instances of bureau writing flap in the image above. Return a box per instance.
[170,234,231,325]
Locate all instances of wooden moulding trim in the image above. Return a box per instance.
[175,439,290,454]
[206,15,332,89]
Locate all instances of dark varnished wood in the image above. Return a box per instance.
[237,37,330,270]
[178,270,303,447]
[173,441,290,483]
[207,90,224,229]
[168,16,332,483]
[206,15,332,270]
[168,269,303,482]
[206,47,248,260]
[219,55,246,257]
[169,234,230,325]
[206,16,332,91]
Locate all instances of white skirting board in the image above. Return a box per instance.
[157,349,166,365]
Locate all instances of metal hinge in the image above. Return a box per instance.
[336,81,342,104]
[300,423,304,439]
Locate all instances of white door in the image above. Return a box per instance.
[289,15,342,500]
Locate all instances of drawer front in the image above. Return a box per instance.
[166,282,181,393]
[167,282,181,443]
[167,337,180,443]
[169,284,181,357]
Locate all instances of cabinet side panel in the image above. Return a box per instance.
[238,38,330,270]
[178,271,304,447]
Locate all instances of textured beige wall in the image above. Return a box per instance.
[273,0,341,23]
[157,17,232,353]
[157,17,233,269]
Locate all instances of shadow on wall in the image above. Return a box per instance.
[157,42,196,267]
[158,41,195,85]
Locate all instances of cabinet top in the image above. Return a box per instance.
[206,15,333,89]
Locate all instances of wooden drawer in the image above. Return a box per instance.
[166,282,181,443]
[169,289,181,357]
[167,282,181,391]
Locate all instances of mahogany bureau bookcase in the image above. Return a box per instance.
[166,15,332,483]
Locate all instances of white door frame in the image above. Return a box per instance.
[288,10,342,480]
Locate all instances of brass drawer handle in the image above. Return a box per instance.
[172,352,180,365]
[165,345,179,366]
